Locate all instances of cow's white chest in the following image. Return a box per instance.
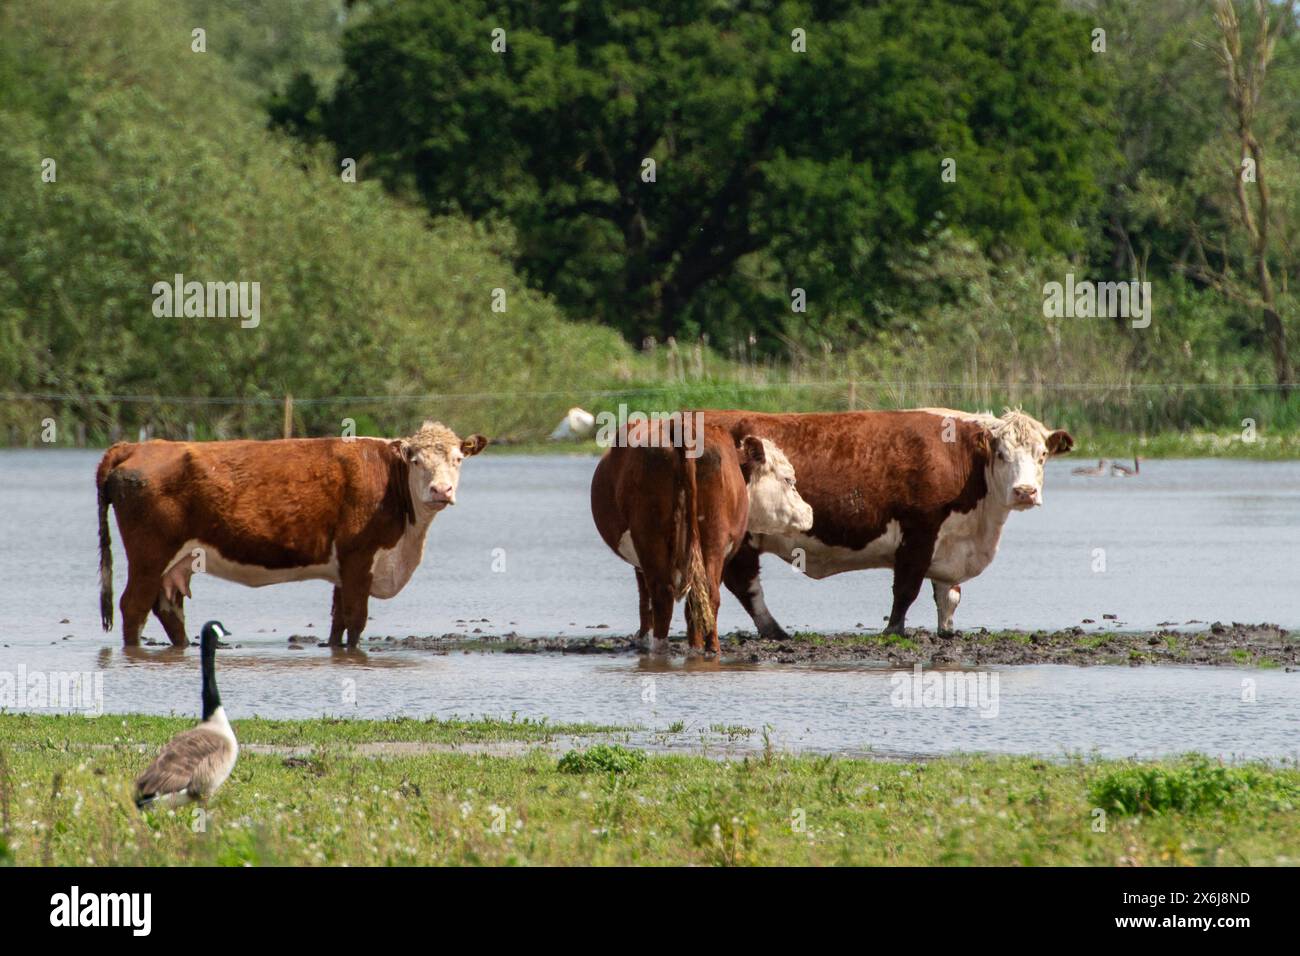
[369,521,433,600]
[928,499,1007,584]
[170,540,340,588]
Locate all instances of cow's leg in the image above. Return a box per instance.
[327,586,346,646]
[152,591,189,647]
[704,560,723,656]
[119,562,164,647]
[885,529,939,636]
[648,580,674,656]
[634,570,653,646]
[338,557,373,647]
[933,581,961,635]
[721,538,788,641]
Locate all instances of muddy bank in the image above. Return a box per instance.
[299,622,1299,668]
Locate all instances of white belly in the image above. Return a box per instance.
[758,506,1004,587]
[169,540,340,588]
[757,520,904,580]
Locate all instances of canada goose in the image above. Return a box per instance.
[134,620,238,809]
[1071,459,1108,476]
[1111,457,1141,477]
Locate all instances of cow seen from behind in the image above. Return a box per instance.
[591,418,813,654]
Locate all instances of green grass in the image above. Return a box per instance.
[1075,634,1117,651]
[1083,429,1300,460]
[970,630,1035,645]
[2,715,1298,866]
[0,713,625,748]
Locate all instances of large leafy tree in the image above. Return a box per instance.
[317,0,1112,348]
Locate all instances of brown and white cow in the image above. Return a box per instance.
[698,408,1073,636]
[590,418,813,654]
[96,421,488,647]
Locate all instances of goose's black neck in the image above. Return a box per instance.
[200,629,221,721]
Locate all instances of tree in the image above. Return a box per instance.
[1210,0,1294,390]
[322,0,1112,350]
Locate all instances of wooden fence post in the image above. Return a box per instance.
[283,394,293,439]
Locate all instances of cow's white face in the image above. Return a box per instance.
[985,414,1073,510]
[396,422,488,511]
[989,435,1049,510]
[742,437,815,535]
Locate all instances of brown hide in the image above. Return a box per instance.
[97,437,424,647]
[591,422,753,654]
[698,410,992,635]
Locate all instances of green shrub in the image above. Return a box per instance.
[557,745,646,775]
[1090,757,1291,816]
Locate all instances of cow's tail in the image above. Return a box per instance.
[96,444,130,631]
[676,426,714,644]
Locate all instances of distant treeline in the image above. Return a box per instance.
[1,0,1298,449]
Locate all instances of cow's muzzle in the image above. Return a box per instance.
[1011,484,1040,508]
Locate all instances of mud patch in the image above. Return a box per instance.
[338,623,1299,668]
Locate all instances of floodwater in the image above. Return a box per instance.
[1,450,1297,759]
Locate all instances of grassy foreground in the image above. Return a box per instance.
[1,715,1297,866]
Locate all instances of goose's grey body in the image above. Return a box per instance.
[134,709,238,808]
[135,621,238,809]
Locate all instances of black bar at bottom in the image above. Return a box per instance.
[0,865,1284,941]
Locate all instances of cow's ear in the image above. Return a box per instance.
[973,428,992,460]
[1046,429,1074,455]
[391,439,414,462]
[739,435,766,467]
[461,434,489,457]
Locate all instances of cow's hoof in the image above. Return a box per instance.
[759,625,791,642]
[647,638,670,656]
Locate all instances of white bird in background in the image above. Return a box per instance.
[1111,457,1141,477]
[549,406,596,440]
[134,620,238,809]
